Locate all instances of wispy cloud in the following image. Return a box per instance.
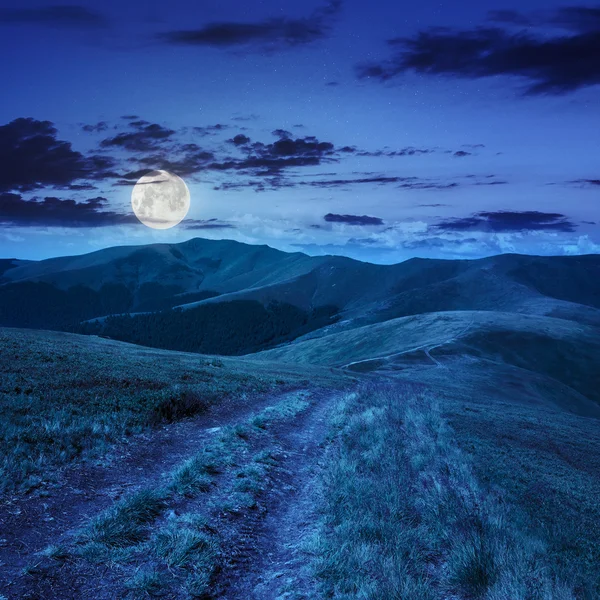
[434,210,576,233]
[0,193,137,228]
[159,1,341,51]
[324,213,384,226]
[358,6,600,95]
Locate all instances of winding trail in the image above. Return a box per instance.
[0,389,307,597]
[340,319,475,371]
[215,389,340,599]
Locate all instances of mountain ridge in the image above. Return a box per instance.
[1,238,600,341]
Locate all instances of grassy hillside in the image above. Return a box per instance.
[0,327,345,494]
[314,385,592,599]
[257,310,600,411]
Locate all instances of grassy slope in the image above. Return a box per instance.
[0,327,342,494]
[382,364,600,600]
[314,385,582,599]
[255,310,600,410]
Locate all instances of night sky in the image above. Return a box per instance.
[1,0,599,262]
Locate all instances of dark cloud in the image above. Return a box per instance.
[309,175,413,188]
[347,237,379,245]
[359,6,600,95]
[159,0,341,50]
[64,183,99,191]
[228,134,251,146]
[435,210,575,232]
[214,172,468,192]
[133,147,215,178]
[550,7,600,33]
[489,7,600,33]
[0,118,116,193]
[474,179,507,186]
[100,121,176,152]
[454,150,472,157]
[357,146,435,157]
[324,213,384,226]
[113,145,216,184]
[272,128,292,139]
[192,124,229,137]
[231,114,260,122]
[570,178,600,187]
[182,218,235,230]
[399,181,459,190]
[0,193,137,228]
[208,133,337,176]
[81,121,109,133]
[0,5,109,29]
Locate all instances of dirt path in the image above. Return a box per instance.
[0,388,304,595]
[214,388,340,600]
[340,319,474,370]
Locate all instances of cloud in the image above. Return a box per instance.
[0,118,116,193]
[213,171,494,193]
[324,213,384,226]
[550,6,600,33]
[208,133,338,176]
[0,5,109,29]
[191,124,229,137]
[0,193,137,228]
[434,210,576,233]
[488,7,600,33]
[100,121,176,152]
[231,114,260,122]
[182,218,235,230]
[159,0,341,50]
[355,147,434,157]
[228,134,251,146]
[569,178,600,187]
[358,6,600,94]
[81,121,109,133]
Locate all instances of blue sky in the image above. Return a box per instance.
[0,0,599,262]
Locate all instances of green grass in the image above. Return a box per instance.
[0,328,341,495]
[312,384,577,600]
[82,489,168,548]
[60,391,312,597]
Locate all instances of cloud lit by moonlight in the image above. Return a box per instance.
[131,170,190,229]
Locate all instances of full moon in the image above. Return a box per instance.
[131,170,190,229]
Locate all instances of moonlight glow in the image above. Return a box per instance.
[131,170,190,229]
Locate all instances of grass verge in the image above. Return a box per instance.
[0,328,289,495]
[312,383,576,599]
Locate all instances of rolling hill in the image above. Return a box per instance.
[1,239,600,341]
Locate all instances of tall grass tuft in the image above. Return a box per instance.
[312,384,576,600]
[82,489,168,548]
